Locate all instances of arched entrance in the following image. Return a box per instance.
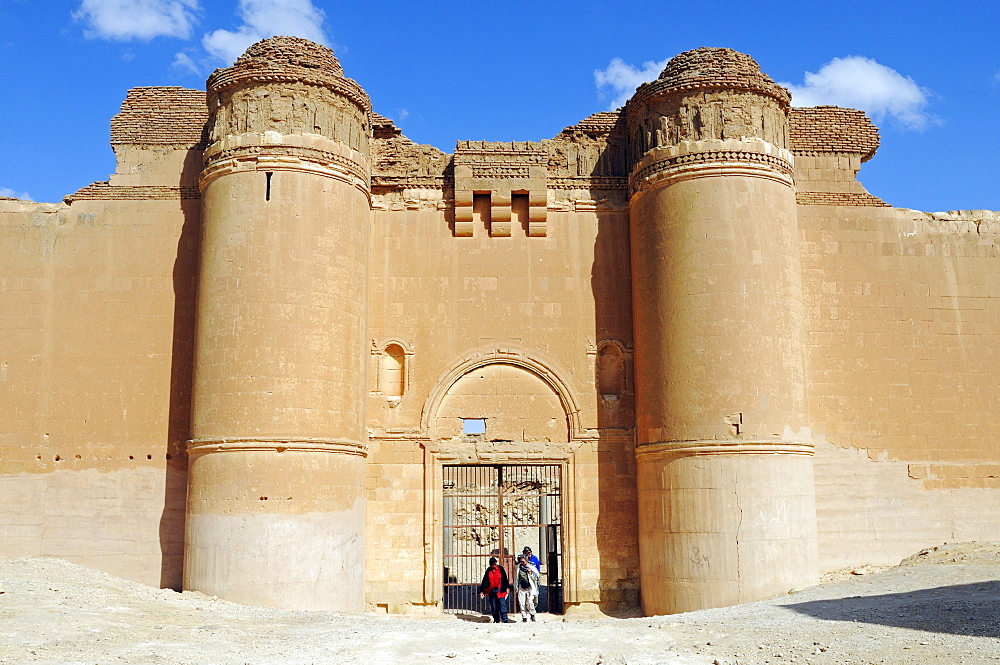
[421,351,581,615]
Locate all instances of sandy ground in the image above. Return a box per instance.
[1,543,998,665]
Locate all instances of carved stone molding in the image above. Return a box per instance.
[629,139,794,196]
[546,176,627,191]
[426,440,580,465]
[201,143,370,193]
[187,436,368,457]
[635,439,814,459]
[372,175,450,189]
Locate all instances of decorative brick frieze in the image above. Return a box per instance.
[209,83,371,155]
[369,112,632,196]
[795,191,890,207]
[556,111,627,138]
[631,47,791,106]
[206,37,370,114]
[205,37,370,159]
[111,87,208,148]
[625,49,791,168]
[789,106,880,162]
[455,141,547,170]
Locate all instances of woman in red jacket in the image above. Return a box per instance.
[478,557,513,623]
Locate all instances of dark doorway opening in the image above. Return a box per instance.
[442,464,563,615]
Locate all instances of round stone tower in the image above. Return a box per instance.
[626,48,818,615]
[185,37,371,611]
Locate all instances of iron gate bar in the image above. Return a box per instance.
[442,464,562,616]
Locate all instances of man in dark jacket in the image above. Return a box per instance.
[478,556,513,623]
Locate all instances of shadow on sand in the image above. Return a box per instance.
[452,613,494,623]
[783,581,1000,638]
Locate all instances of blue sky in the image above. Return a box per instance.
[1,0,997,211]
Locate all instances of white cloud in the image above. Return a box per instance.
[202,0,328,65]
[171,50,201,74]
[780,56,931,130]
[74,0,199,41]
[594,57,669,110]
[0,187,33,201]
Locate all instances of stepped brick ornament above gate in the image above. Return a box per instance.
[453,142,548,237]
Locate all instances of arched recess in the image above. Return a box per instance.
[371,338,414,402]
[380,343,406,398]
[421,350,584,441]
[597,342,624,397]
[595,339,632,397]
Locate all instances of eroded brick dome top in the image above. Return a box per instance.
[634,47,790,105]
[236,36,345,77]
[207,36,369,111]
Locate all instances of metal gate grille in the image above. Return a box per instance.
[442,464,563,614]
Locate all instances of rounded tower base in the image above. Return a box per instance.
[184,440,366,611]
[636,441,818,615]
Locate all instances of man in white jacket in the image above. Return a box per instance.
[514,555,540,622]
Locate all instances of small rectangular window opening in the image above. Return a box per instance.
[265,172,273,201]
[462,418,486,435]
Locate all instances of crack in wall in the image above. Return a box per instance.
[734,464,743,594]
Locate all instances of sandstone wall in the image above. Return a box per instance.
[0,86,203,588]
[0,194,197,589]
[801,205,1000,468]
[791,105,1000,569]
[363,203,639,612]
[813,440,1000,571]
[799,193,1000,568]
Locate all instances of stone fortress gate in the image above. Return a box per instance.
[2,37,999,617]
